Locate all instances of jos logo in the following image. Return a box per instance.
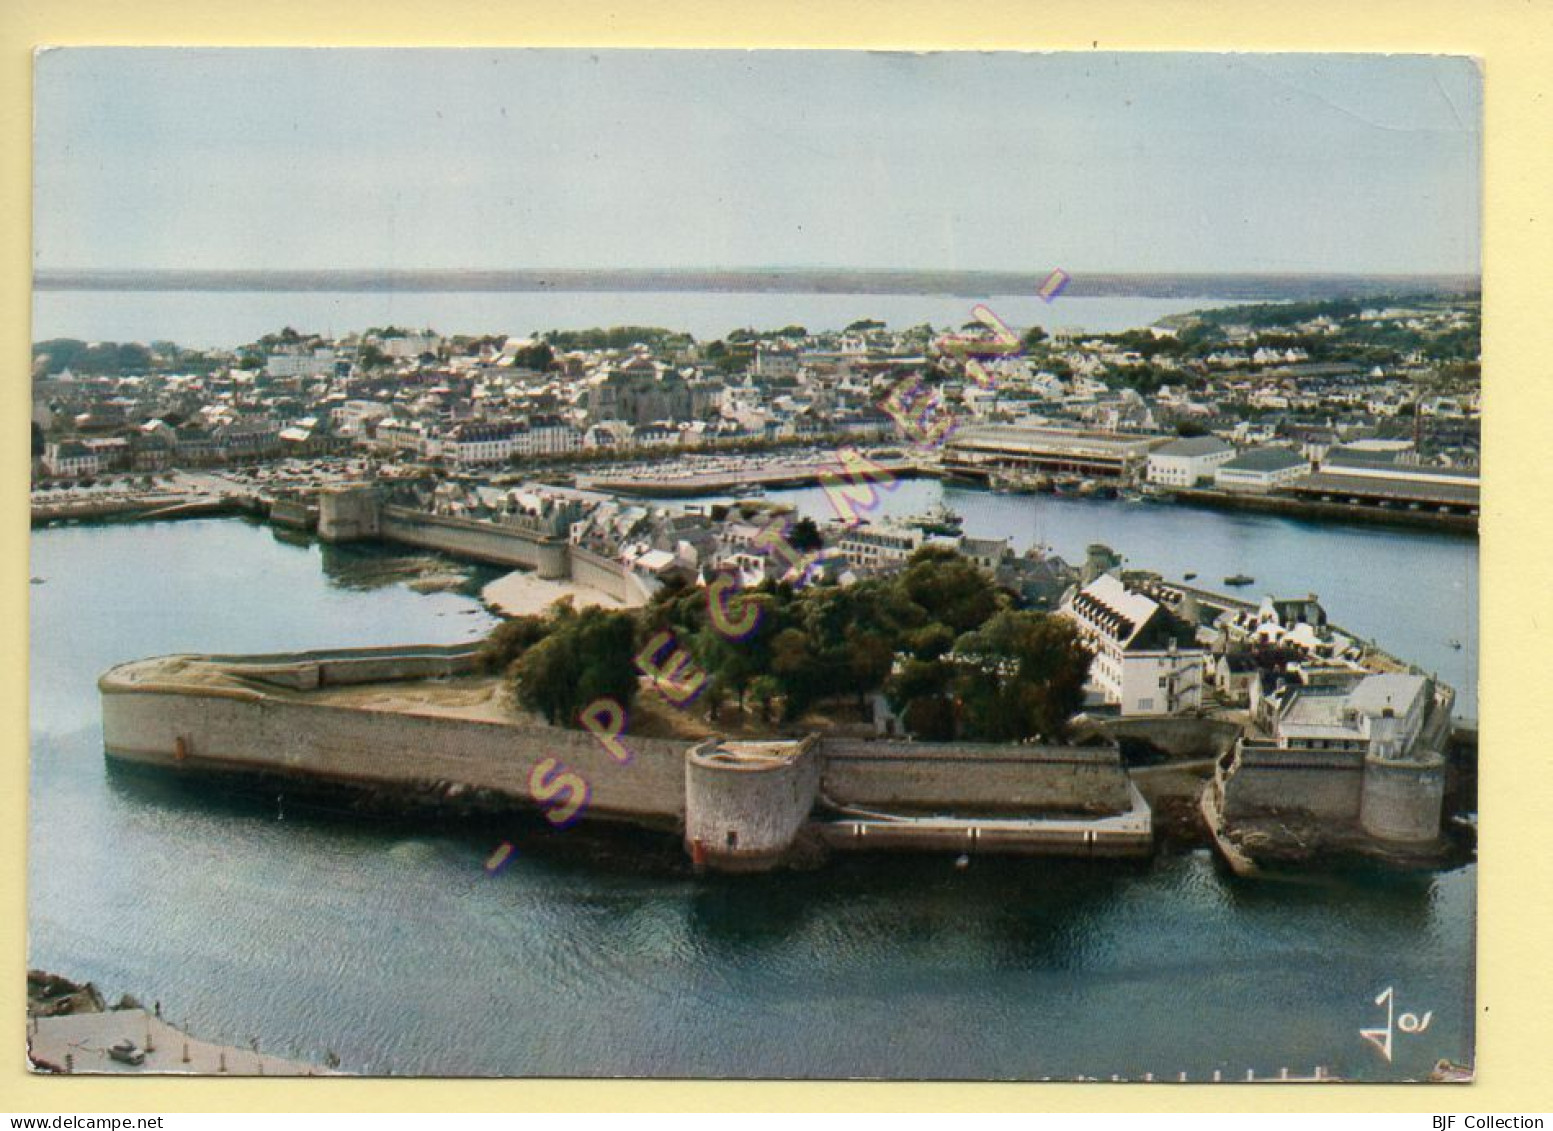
[1360,985,1433,1063]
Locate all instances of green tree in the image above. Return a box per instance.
[884,656,957,741]
[479,614,552,672]
[509,606,639,726]
[789,516,824,552]
[357,344,390,370]
[951,611,1091,742]
[897,547,1005,634]
[845,630,896,710]
[748,675,783,723]
[510,341,556,371]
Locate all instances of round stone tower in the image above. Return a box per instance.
[684,737,820,872]
[1359,750,1446,843]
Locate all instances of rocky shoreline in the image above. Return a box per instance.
[28,970,110,1018]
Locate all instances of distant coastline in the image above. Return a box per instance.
[33,267,1482,301]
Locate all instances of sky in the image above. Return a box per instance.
[32,49,1482,276]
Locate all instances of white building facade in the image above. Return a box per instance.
[1060,573,1206,716]
[1214,448,1308,493]
[1146,436,1235,487]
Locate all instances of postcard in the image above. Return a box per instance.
[27,48,1480,1084]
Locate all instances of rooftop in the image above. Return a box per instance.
[1153,435,1233,458]
[1221,448,1307,473]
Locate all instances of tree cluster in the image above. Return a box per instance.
[483,549,1091,743]
[484,603,641,726]
[541,326,694,352]
[634,547,1091,741]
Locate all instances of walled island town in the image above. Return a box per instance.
[27,293,1478,886]
[21,45,1497,1091]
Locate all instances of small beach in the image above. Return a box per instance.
[481,568,642,617]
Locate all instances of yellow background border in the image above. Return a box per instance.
[4,0,1549,1113]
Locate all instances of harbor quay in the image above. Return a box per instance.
[28,1007,331,1076]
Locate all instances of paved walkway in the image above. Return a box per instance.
[28,1009,332,1076]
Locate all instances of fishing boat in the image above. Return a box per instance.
[990,472,1039,495]
[1223,573,1255,587]
[1183,572,1197,581]
[904,502,963,537]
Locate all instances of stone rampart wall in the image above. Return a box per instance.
[380,507,559,573]
[820,739,1132,814]
[1221,745,1364,821]
[570,544,654,605]
[101,683,687,824]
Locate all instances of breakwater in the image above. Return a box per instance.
[30,492,264,527]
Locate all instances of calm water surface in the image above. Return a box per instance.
[29,517,1476,1080]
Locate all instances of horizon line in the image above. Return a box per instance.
[34,266,1482,300]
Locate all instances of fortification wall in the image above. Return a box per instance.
[684,739,821,870]
[269,497,317,532]
[820,739,1132,815]
[218,647,482,691]
[570,544,654,605]
[1359,754,1446,843]
[317,487,381,542]
[1100,716,1242,759]
[102,650,1154,852]
[380,507,569,576]
[100,681,687,824]
[1221,745,1364,821]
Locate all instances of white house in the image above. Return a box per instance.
[1260,670,1440,760]
[752,346,800,379]
[833,522,924,572]
[43,440,104,479]
[374,417,432,457]
[444,422,522,466]
[520,414,583,457]
[1214,448,1308,493]
[265,348,337,378]
[1060,573,1205,717]
[381,332,442,360]
[1146,435,1235,488]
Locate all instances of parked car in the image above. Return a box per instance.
[107,1039,146,1066]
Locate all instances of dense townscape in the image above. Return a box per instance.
[31,294,1479,501]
